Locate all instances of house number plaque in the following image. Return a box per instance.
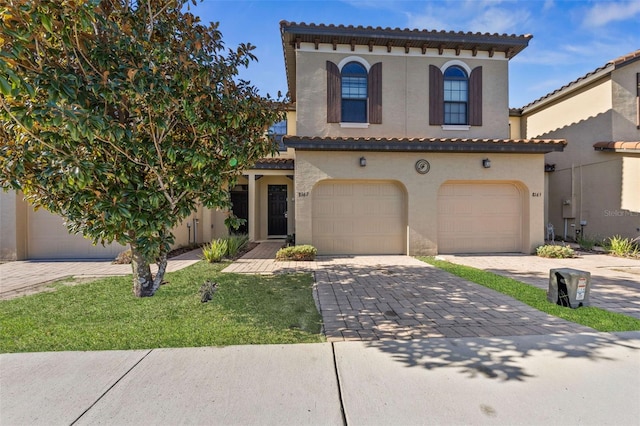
[415,159,430,174]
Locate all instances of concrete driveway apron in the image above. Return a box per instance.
[314,256,593,341]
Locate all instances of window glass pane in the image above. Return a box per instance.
[444,66,467,78]
[342,99,367,123]
[342,62,367,75]
[342,76,367,98]
[444,102,467,125]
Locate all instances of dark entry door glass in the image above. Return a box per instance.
[268,185,288,236]
[230,191,248,235]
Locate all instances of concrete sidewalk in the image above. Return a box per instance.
[2,332,639,425]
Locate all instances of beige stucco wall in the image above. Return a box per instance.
[612,61,640,140]
[293,150,545,255]
[622,156,640,213]
[523,76,613,141]
[547,157,639,239]
[294,45,511,139]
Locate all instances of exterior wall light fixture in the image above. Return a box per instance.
[359,157,367,167]
[482,158,491,168]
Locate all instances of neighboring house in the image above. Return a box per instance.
[0,21,568,260]
[511,50,640,241]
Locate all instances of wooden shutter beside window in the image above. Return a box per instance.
[368,62,382,124]
[326,61,341,123]
[469,66,483,126]
[429,65,444,125]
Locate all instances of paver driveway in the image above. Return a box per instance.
[314,256,594,341]
[225,246,594,341]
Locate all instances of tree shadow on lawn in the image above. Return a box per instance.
[363,331,640,382]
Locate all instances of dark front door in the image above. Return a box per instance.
[268,185,288,236]
[230,191,248,235]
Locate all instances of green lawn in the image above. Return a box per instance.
[418,257,640,332]
[0,261,324,353]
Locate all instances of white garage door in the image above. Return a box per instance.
[312,181,405,255]
[28,208,124,259]
[438,182,522,253]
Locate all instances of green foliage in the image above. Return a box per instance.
[577,235,600,251]
[276,245,317,261]
[226,234,249,258]
[112,249,132,264]
[419,257,640,332]
[201,234,248,262]
[536,244,576,258]
[0,0,284,296]
[202,239,228,263]
[605,235,639,257]
[0,261,323,353]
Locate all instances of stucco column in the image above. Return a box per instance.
[247,172,257,241]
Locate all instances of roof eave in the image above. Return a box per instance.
[283,139,565,154]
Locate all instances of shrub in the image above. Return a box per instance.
[276,245,317,261]
[536,244,575,259]
[226,234,249,258]
[202,239,228,263]
[112,249,132,264]
[605,235,639,257]
[577,235,600,251]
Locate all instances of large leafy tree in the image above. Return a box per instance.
[0,0,283,296]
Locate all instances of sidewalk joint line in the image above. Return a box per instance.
[331,342,348,426]
[69,349,154,425]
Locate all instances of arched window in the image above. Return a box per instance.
[443,66,468,125]
[341,62,368,123]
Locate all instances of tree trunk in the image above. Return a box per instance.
[130,245,168,297]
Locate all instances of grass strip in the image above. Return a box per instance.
[0,261,324,353]
[418,256,640,332]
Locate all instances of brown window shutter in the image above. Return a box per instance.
[429,65,443,125]
[469,66,483,126]
[326,61,341,123]
[368,62,382,124]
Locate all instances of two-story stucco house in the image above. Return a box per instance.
[511,50,640,241]
[273,21,565,255]
[0,21,568,261]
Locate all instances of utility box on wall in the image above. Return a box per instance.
[562,196,575,219]
[548,268,591,308]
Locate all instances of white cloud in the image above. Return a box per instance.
[404,1,532,33]
[582,1,640,27]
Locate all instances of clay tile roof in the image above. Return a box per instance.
[254,158,295,170]
[283,136,566,153]
[280,21,532,102]
[594,141,640,152]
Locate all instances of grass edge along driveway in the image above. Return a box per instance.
[418,256,640,333]
[0,261,324,354]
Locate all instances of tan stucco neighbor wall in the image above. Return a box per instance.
[520,60,640,240]
[293,150,544,255]
[294,45,511,139]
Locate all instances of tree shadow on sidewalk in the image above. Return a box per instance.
[363,332,640,382]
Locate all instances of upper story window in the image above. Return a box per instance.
[429,63,482,127]
[443,66,468,125]
[326,59,382,125]
[341,62,368,123]
[268,120,287,151]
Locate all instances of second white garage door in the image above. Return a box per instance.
[438,182,523,253]
[312,181,405,255]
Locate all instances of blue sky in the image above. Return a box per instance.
[192,0,640,108]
